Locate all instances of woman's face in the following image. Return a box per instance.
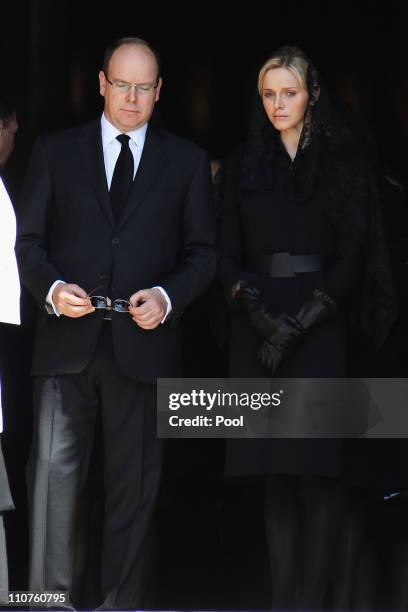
[261,67,309,133]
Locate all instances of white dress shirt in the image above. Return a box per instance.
[0,178,21,432]
[101,112,147,187]
[46,114,171,320]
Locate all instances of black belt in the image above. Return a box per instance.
[247,253,325,278]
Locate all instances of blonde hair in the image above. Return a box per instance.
[258,46,309,95]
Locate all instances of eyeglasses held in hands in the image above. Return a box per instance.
[87,286,131,314]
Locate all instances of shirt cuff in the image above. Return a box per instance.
[46,280,65,316]
[153,286,172,323]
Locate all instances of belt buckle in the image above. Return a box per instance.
[269,252,295,278]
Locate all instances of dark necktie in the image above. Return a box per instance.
[109,134,134,223]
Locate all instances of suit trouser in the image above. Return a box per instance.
[0,435,14,597]
[0,515,8,595]
[27,323,162,609]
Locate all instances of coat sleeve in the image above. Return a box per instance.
[158,149,217,315]
[320,230,363,303]
[318,165,370,303]
[218,147,259,290]
[15,137,63,309]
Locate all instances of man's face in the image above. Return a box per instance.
[99,44,162,132]
[0,112,18,169]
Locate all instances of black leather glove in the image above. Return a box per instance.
[232,281,281,340]
[257,314,303,372]
[295,289,337,331]
[258,290,337,373]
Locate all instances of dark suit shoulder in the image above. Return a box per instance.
[34,120,99,149]
[156,129,207,159]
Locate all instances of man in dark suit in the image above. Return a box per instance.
[16,36,216,610]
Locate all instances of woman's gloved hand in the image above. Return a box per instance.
[257,314,303,372]
[231,281,281,339]
[258,290,337,373]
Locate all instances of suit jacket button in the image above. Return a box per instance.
[112,237,120,245]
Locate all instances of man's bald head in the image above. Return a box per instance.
[103,37,161,82]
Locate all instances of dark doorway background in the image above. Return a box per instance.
[1,2,408,609]
[1,2,407,189]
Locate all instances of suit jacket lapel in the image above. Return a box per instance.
[78,120,115,228]
[116,125,165,231]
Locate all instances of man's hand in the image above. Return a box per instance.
[129,288,167,330]
[52,282,95,318]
